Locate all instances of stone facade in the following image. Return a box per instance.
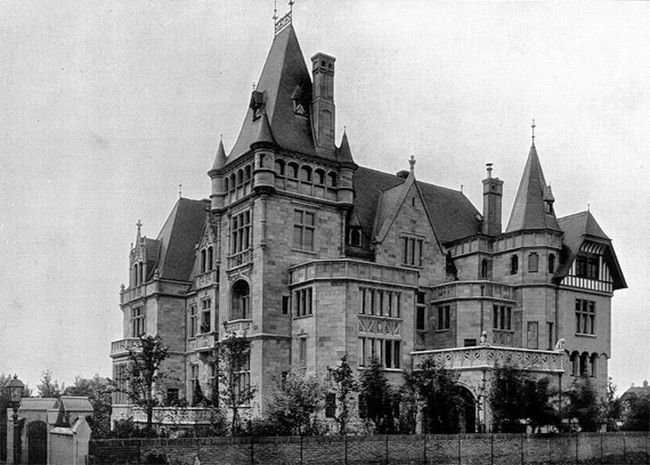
[110,16,626,431]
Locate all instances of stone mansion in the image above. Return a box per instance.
[110,14,626,431]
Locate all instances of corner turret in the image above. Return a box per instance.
[208,137,228,211]
[336,129,356,206]
[311,52,336,157]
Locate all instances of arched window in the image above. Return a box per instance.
[138,261,144,285]
[314,169,325,185]
[327,172,337,187]
[200,249,207,273]
[480,259,492,279]
[236,169,243,185]
[528,252,539,273]
[579,352,589,376]
[275,159,285,176]
[231,280,251,320]
[510,255,519,275]
[300,165,312,182]
[570,351,579,376]
[589,353,598,378]
[288,163,299,179]
[244,165,252,182]
[224,177,229,192]
[229,173,236,191]
[349,229,362,247]
[548,253,556,273]
[207,246,214,271]
[134,263,139,286]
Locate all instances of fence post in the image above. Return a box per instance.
[250,440,254,465]
[300,435,303,465]
[385,434,388,465]
[423,434,427,465]
[600,432,603,464]
[490,433,494,465]
[575,433,579,465]
[521,434,524,465]
[458,434,462,465]
[137,439,141,465]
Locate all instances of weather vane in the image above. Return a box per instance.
[531,119,536,143]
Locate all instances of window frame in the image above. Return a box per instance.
[293,209,316,251]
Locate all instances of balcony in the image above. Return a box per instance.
[223,319,252,337]
[227,249,253,270]
[290,259,419,287]
[194,333,216,352]
[411,345,564,374]
[110,338,141,358]
[432,281,514,302]
[195,270,218,289]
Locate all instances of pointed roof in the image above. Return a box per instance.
[210,138,227,173]
[555,210,626,290]
[337,130,356,166]
[228,24,316,162]
[506,143,561,232]
[251,111,276,147]
[156,198,210,281]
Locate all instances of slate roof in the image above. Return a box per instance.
[506,144,561,232]
[18,398,57,411]
[156,198,210,281]
[352,166,481,248]
[555,210,626,289]
[209,138,227,173]
[57,396,93,413]
[229,24,316,162]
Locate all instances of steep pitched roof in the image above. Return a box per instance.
[229,24,315,162]
[209,137,227,173]
[57,396,93,413]
[506,144,561,232]
[156,198,210,281]
[555,210,626,290]
[352,166,481,250]
[337,130,355,166]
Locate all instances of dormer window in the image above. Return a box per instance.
[348,228,362,247]
[249,90,265,120]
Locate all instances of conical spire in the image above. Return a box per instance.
[210,137,227,173]
[337,129,356,167]
[505,143,561,232]
[228,24,315,162]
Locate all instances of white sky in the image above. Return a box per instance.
[1,0,648,395]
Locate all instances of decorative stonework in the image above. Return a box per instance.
[358,317,401,336]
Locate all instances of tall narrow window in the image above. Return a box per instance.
[480,258,492,279]
[547,322,554,350]
[293,209,315,251]
[189,304,197,338]
[131,307,145,337]
[527,321,539,349]
[190,364,199,406]
[548,253,555,274]
[207,246,214,271]
[231,210,251,254]
[510,255,519,275]
[201,249,207,273]
[437,305,450,330]
[402,236,423,266]
[299,337,307,366]
[294,288,313,317]
[200,298,211,333]
[528,252,539,273]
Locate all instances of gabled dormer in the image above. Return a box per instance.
[129,220,161,288]
[555,211,626,293]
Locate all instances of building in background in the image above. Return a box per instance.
[110,13,626,432]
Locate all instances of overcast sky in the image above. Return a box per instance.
[1,0,648,394]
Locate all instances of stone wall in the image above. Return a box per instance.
[89,432,649,465]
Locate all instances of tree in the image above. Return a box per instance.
[564,375,601,432]
[601,377,621,432]
[330,354,358,435]
[266,370,323,435]
[37,370,62,398]
[490,363,558,433]
[63,375,114,438]
[124,334,170,433]
[359,357,394,434]
[621,393,649,431]
[403,357,463,434]
[213,330,256,435]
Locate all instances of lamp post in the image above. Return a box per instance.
[6,375,24,464]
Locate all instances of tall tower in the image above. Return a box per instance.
[311,53,336,156]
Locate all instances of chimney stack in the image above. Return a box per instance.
[482,163,503,236]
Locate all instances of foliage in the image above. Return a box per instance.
[329,354,359,436]
[621,393,649,431]
[564,375,601,432]
[63,374,114,438]
[37,369,62,398]
[403,357,463,434]
[266,369,323,435]
[125,334,170,433]
[490,363,559,433]
[213,330,256,435]
[359,357,395,434]
[601,377,621,432]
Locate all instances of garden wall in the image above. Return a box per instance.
[89,432,649,465]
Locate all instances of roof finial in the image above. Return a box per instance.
[272,0,278,21]
[136,219,142,234]
[252,82,256,91]
[486,163,493,178]
[179,180,182,198]
[587,203,590,212]
[289,0,294,13]
[409,154,416,174]
[531,119,536,144]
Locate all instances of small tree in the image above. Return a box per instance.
[403,357,462,434]
[621,393,649,431]
[125,334,170,433]
[601,377,621,432]
[330,354,358,435]
[37,370,62,398]
[267,370,323,435]
[214,330,256,435]
[564,375,601,431]
[359,357,394,434]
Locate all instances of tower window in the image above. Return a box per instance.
[293,209,315,251]
[575,299,595,335]
[548,253,555,274]
[348,228,362,247]
[200,298,212,333]
[231,210,251,254]
[294,287,313,317]
[528,252,539,273]
[437,305,450,331]
[327,172,337,187]
[510,255,519,275]
[231,280,250,320]
[492,305,512,330]
[130,306,145,337]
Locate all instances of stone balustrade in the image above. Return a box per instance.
[432,281,515,302]
[195,270,219,289]
[110,338,141,358]
[228,249,253,270]
[223,320,252,337]
[412,345,564,374]
[118,406,215,425]
[290,259,419,287]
